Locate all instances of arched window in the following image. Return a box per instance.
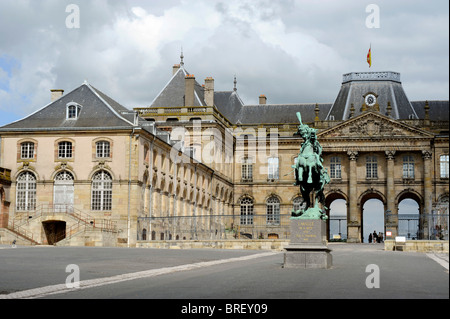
[91,171,112,211]
[54,171,74,212]
[266,196,280,225]
[240,197,253,225]
[293,196,305,214]
[16,172,36,211]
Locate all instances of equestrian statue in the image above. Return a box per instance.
[291,112,330,220]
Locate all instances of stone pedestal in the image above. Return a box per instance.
[283,219,332,269]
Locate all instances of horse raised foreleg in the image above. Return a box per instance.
[307,166,313,184]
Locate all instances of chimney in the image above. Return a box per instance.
[259,94,267,105]
[173,64,181,76]
[185,74,195,106]
[51,89,64,102]
[204,77,214,107]
[424,100,430,126]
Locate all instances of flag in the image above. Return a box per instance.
[367,45,372,68]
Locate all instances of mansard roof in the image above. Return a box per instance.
[0,82,136,131]
[326,71,421,121]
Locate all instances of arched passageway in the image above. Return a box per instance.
[398,198,420,239]
[362,199,385,243]
[325,192,348,241]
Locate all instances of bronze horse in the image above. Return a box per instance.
[292,112,330,219]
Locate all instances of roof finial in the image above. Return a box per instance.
[180,47,184,67]
[233,75,237,91]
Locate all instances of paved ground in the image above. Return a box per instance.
[0,243,448,304]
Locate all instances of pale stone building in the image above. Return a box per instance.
[0,81,233,246]
[134,63,449,243]
[0,59,448,246]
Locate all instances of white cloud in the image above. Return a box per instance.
[0,0,448,121]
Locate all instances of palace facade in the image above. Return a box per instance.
[0,60,448,246]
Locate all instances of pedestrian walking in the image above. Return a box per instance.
[368,232,372,243]
[378,232,383,243]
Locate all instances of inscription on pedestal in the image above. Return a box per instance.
[290,219,327,246]
[284,219,332,269]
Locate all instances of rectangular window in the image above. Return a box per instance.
[242,157,253,181]
[67,104,81,119]
[21,142,35,159]
[402,155,415,179]
[96,141,111,158]
[268,157,279,180]
[441,155,449,178]
[58,141,73,159]
[366,156,378,179]
[68,105,77,118]
[330,156,342,179]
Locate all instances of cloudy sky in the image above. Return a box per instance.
[0,0,448,126]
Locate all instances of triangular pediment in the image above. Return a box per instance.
[318,111,434,139]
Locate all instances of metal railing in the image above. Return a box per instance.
[390,212,449,240]
[138,212,449,242]
[138,214,348,241]
[329,215,347,240]
[8,204,118,244]
[137,214,293,241]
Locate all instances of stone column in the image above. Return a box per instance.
[347,150,360,243]
[385,150,398,238]
[422,150,433,239]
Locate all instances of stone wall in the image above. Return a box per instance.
[385,240,449,252]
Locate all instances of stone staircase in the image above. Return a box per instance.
[6,205,117,245]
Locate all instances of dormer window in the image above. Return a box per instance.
[66,103,82,119]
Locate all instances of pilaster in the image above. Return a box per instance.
[347,150,360,243]
[385,150,398,237]
[422,150,433,238]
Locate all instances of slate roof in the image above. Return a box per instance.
[0,82,136,131]
[214,91,245,123]
[410,100,449,122]
[149,67,206,108]
[326,72,421,121]
[147,68,448,125]
[235,103,332,124]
